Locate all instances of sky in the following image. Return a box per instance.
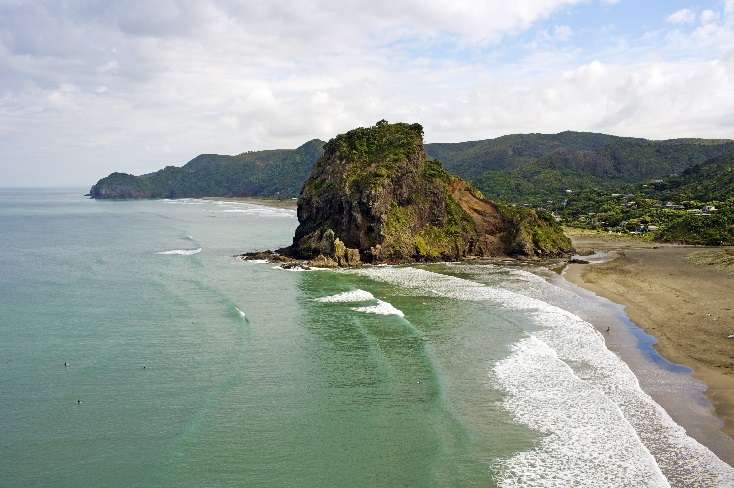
[1,0,733,187]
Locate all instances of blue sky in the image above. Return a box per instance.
[1,0,733,186]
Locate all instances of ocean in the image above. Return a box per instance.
[1,188,732,487]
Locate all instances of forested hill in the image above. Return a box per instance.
[88,139,325,199]
[89,130,734,201]
[647,152,734,202]
[428,132,734,204]
[555,152,734,245]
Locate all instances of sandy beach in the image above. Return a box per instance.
[202,196,298,209]
[564,229,734,440]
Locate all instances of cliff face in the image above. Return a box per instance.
[285,121,572,264]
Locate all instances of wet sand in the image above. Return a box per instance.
[564,230,734,441]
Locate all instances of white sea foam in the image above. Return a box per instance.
[354,266,734,487]
[155,248,202,255]
[243,259,268,264]
[163,198,205,205]
[272,265,326,272]
[213,201,295,218]
[316,289,375,303]
[162,198,295,217]
[352,299,405,318]
[495,337,668,487]
[220,208,294,218]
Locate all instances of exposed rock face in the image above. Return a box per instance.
[282,120,572,264]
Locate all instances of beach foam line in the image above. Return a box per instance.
[353,266,734,487]
[316,289,375,303]
[494,336,668,487]
[155,248,202,255]
[163,198,205,205]
[162,198,296,217]
[211,200,296,218]
[352,299,405,318]
[271,265,322,272]
[220,208,295,218]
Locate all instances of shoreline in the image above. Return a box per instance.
[237,200,734,460]
[563,231,734,446]
[201,196,297,209]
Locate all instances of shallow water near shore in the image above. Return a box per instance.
[1,189,732,487]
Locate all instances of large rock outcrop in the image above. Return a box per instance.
[280,120,572,264]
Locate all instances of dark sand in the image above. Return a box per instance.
[564,230,734,440]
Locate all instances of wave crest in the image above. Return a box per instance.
[155,248,202,255]
[316,289,375,303]
[354,266,734,487]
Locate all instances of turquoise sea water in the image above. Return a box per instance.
[1,189,733,487]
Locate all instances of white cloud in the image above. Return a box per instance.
[667,9,696,25]
[700,9,720,24]
[0,0,733,186]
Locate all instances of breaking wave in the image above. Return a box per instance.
[162,198,296,218]
[352,299,405,318]
[155,248,202,255]
[354,266,734,487]
[316,289,376,303]
[316,289,404,317]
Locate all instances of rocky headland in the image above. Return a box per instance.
[241,120,572,267]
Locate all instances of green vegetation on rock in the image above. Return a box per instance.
[498,205,571,256]
[288,121,572,264]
